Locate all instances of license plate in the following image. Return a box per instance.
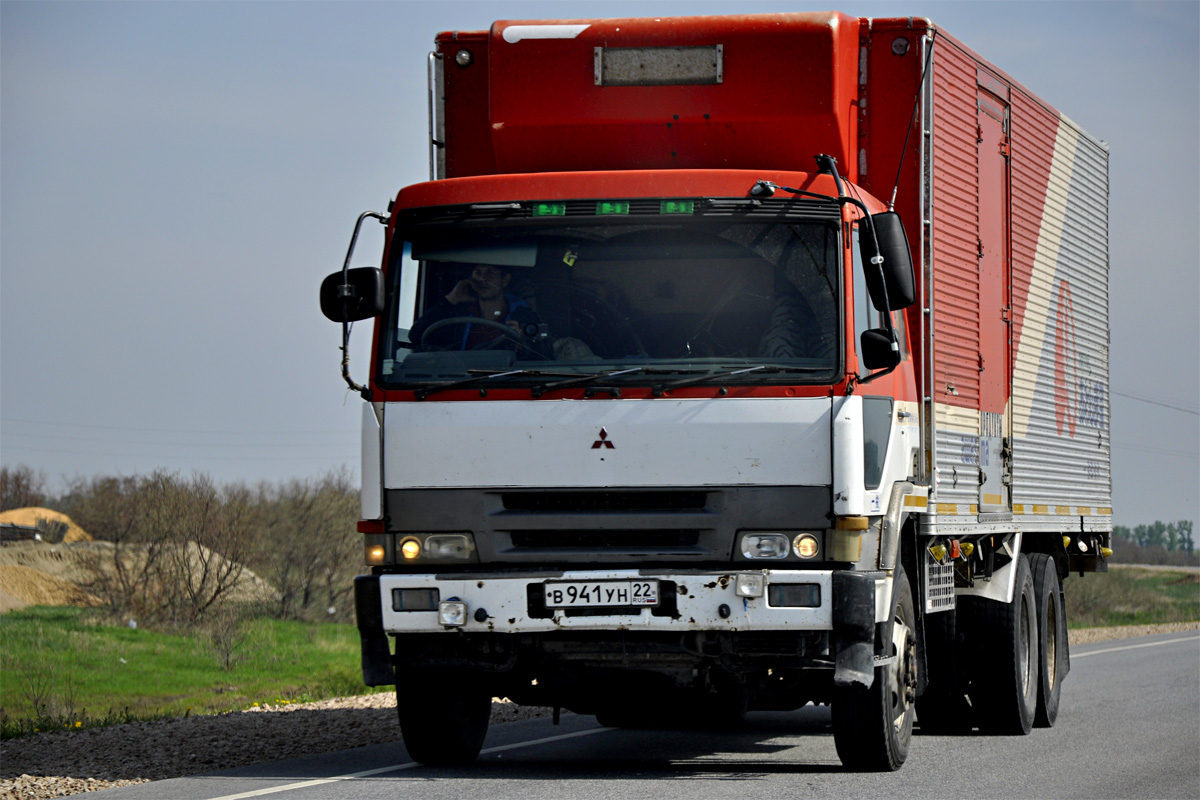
[543,580,658,608]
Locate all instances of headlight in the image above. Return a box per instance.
[740,533,790,559]
[394,533,477,563]
[793,534,820,559]
[424,534,474,560]
[399,537,422,561]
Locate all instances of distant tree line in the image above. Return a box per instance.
[0,464,361,629]
[1111,520,1198,567]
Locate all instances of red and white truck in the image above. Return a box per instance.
[322,12,1111,771]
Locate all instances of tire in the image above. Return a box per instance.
[397,677,491,766]
[1029,553,1068,727]
[970,554,1039,735]
[832,567,918,771]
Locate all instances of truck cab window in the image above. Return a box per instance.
[381,218,841,386]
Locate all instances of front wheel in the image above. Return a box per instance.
[397,676,491,766]
[832,567,918,771]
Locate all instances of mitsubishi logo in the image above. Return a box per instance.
[591,428,615,449]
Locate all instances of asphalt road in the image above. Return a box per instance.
[92,631,1199,800]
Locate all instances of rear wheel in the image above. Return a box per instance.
[832,567,918,771]
[970,554,1039,735]
[1029,552,1068,727]
[397,675,491,766]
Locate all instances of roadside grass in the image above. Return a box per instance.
[0,606,384,739]
[1065,566,1200,628]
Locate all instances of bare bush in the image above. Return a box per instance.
[204,605,251,671]
[62,471,252,629]
[245,468,359,622]
[0,465,47,512]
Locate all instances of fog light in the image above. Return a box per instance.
[365,544,386,565]
[399,537,421,561]
[740,533,789,559]
[735,573,765,598]
[438,600,467,627]
[424,534,474,560]
[793,534,820,559]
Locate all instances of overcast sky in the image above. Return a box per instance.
[1,1,1196,526]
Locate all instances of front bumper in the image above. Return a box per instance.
[374,568,887,633]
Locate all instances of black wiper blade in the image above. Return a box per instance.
[531,367,649,399]
[652,365,825,397]
[411,369,577,400]
[653,365,766,396]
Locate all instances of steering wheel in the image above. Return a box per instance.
[420,316,549,359]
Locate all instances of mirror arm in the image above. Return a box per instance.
[338,211,389,399]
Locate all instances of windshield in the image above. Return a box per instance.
[378,216,842,389]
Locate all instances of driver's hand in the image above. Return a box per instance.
[507,321,522,336]
[445,280,475,305]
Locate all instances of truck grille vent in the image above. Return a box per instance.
[501,491,707,512]
[924,550,956,613]
[509,530,701,549]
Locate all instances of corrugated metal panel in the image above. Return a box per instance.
[935,424,981,505]
[929,40,982,498]
[1010,112,1110,509]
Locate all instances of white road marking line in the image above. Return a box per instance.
[1073,635,1199,659]
[206,727,610,800]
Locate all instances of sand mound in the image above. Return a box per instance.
[0,539,279,614]
[0,564,101,611]
[0,508,92,542]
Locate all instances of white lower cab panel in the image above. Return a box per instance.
[379,569,836,632]
[382,397,833,489]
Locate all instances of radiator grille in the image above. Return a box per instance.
[501,491,707,512]
[924,550,956,612]
[509,530,701,549]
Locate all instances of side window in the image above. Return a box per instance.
[380,241,419,376]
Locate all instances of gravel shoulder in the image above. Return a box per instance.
[3,622,1197,800]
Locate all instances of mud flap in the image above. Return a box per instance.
[833,571,878,689]
[355,574,396,686]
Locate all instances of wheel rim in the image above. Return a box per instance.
[1045,593,1058,688]
[890,613,917,733]
[1019,593,1034,695]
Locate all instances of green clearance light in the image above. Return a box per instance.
[533,202,566,216]
[660,200,695,214]
[596,200,630,215]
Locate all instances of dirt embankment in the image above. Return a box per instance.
[0,512,277,614]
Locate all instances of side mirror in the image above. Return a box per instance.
[320,267,384,322]
[859,211,916,311]
[860,328,900,371]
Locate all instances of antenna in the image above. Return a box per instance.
[888,31,938,211]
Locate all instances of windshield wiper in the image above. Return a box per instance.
[652,365,825,397]
[531,367,651,399]
[412,369,577,401]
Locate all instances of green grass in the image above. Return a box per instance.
[0,606,385,739]
[1065,566,1200,628]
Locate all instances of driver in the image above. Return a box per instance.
[408,264,548,355]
